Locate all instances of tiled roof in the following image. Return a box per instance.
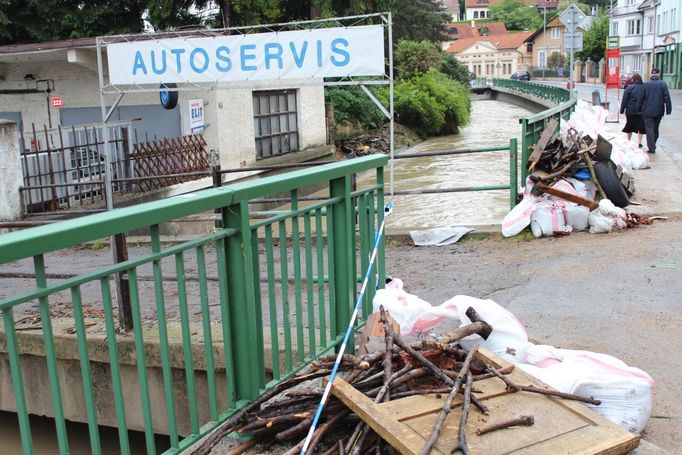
[445,31,533,53]
[442,21,508,39]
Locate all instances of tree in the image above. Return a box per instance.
[395,40,442,80]
[547,51,565,70]
[577,13,608,62]
[489,0,543,31]
[440,52,472,86]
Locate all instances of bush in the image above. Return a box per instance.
[440,53,472,86]
[531,69,559,77]
[325,85,385,131]
[384,70,471,137]
[395,39,442,80]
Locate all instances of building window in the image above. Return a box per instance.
[647,16,654,33]
[539,49,547,67]
[627,19,640,35]
[474,11,479,18]
[253,90,299,159]
[656,14,661,34]
[611,21,618,35]
[550,27,560,39]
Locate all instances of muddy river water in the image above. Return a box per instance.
[366,99,533,228]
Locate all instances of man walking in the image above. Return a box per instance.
[638,68,672,154]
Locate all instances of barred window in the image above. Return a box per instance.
[253,90,300,159]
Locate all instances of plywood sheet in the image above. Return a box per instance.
[331,348,640,455]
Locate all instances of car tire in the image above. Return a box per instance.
[594,161,629,208]
[160,83,178,110]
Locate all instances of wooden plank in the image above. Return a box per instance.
[331,377,427,455]
[535,182,599,210]
[528,118,558,172]
[378,376,509,422]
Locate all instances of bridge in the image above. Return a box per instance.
[0,80,576,454]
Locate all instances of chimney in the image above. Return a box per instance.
[471,20,476,28]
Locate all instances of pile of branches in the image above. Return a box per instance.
[192,307,600,455]
[529,127,597,188]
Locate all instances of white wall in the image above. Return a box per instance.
[0,121,22,220]
[466,8,490,20]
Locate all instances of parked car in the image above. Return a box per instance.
[620,72,634,89]
[511,71,531,81]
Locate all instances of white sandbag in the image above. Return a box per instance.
[564,204,590,230]
[522,344,654,433]
[530,202,573,237]
[589,199,627,233]
[440,295,529,363]
[567,178,589,198]
[372,280,529,362]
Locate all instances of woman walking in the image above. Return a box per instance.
[619,73,645,147]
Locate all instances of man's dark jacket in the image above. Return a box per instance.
[638,77,673,117]
[620,82,645,115]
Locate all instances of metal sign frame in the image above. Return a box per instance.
[558,4,586,96]
[96,13,396,203]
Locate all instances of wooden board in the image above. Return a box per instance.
[528,118,558,172]
[331,348,640,455]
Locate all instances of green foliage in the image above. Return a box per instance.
[489,0,542,31]
[390,70,471,137]
[547,51,565,69]
[557,0,593,15]
[325,85,386,130]
[577,14,608,62]
[440,52,473,86]
[395,40,442,80]
[1,0,146,44]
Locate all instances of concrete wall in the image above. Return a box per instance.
[0,121,22,220]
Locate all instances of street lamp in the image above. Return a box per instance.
[543,6,547,81]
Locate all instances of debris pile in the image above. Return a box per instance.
[192,307,603,455]
[502,101,658,238]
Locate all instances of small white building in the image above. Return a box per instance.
[0,37,332,174]
[447,31,534,77]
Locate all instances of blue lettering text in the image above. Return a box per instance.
[316,40,323,67]
[132,51,147,75]
[150,50,167,75]
[170,48,185,73]
[215,46,232,72]
[190,48,209,73]
[289,42,308,68]
[264,43,283,70]
[330,38,350,67]
[240,44,257,71]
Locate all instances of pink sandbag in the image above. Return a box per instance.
[372,280,529,363]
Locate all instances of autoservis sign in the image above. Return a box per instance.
[106,25,385,85]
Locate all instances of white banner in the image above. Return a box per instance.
[107,25,385,85]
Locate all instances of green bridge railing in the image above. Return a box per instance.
[490,79,577,183]
[0,155,387,455]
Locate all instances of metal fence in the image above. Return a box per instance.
[19,123,210,214]
[0,154,387,455]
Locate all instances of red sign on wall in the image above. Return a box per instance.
[50,97,64,109]
[605,48,621,89]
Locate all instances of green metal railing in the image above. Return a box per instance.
[491,78,571,104]
[489,79,576,183]
[0,155,387,454]
[393,140,518,210]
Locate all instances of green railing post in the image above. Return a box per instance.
[223,201,260,401]
[329,175,353,352]
[520,118,530,183]
[510,138,518,209]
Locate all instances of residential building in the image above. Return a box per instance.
[465,0,498,20]
[446,31,534,77]
[464,0,559,20]
[524,16,568,71]
[654,0,682,88]
[638,0,658,78]
[441,21,508,50]
[440,0,461,21]
[610,0,648,74]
